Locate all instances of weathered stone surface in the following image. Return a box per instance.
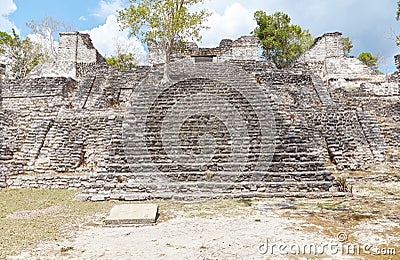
[0,31,399,200]
[105,204,158,225]
[28,32,106,80]
[148,36,259,65]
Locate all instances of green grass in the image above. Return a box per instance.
[0,190,256,258]
[0,189,114,258]
[178,198,254,218]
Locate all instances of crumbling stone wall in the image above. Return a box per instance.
[395,54,400,70]
[1,32,399,199]
[0,64,5,78]
[297,32,343,63]
[148,36,259,65]
[28,32,106,80]
[20,111,124,175]
[327,81,400,168]
[296,32,376,81]
[0,82,4,156]
[57,32,105,64]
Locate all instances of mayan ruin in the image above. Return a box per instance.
[0,1,399,258]
[0,31,399,201]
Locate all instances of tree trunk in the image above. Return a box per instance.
[162,45,171,84]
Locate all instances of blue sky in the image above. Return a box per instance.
[9,0,114,34]
[1,0,400,72]
[10,1,93,30]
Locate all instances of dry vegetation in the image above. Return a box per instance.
[1,171,399,259]
[0,189,255,258]
[0,189,113,258]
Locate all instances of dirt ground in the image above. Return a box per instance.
[5,172,400,260]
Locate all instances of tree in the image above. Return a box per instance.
[106,38,138,71]
[397,0,400,21]
[253,11,313,68]
[358,52,378,71]
[0,29,43,79]
[26,16,73,61]
[395,1,400,46]
[107,53,137,71]
[118,0,210,83]
[341,37,353,57]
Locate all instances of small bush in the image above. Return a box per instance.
[337,177,353,193]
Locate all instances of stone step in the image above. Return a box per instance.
[119,151,319,159]
[81,180,335,194]
[106,161,325,172]
[123,137,272,144]
[356,111,387,162]
[76,170,332,182]
[79,190,345,201]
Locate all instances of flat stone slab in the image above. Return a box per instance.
[105,204,158,225]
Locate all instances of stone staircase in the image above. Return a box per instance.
[71,76,96,109]
[14,119,54,172]
[316,109,374,170]
[356,110,387,162]
[83,59,336,200]
[310,74,333,106]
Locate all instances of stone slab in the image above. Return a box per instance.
[105,204,158,225]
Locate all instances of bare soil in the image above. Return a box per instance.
[4,172,400,260]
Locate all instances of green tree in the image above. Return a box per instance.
[396,0,400,21]
[253,11,313,68]
[26,16,73,61]
[107,53,137,71]
[396,1,400,46]
[118,0,210,83]
[0,29,43,79]
[106,38,138,71]
[341,37,353,57]
[358,52,378,71]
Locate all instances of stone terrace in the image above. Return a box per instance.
[0,32,399,200]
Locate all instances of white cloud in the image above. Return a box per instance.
[0,0,18,33]
[79,16,88,21]
[82,15,147,64]
[27,33,59,60]
[0,0,16,16]
[92,0,126,19]
[199,3,255,47]
[197,0,399,72]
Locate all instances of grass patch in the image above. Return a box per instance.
[0,189,114,258]
[0,190,256,258]
[164,198,255,219]
[278,195,400,259]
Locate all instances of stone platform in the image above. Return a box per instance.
[105,204,158,225]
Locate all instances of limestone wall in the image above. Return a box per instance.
[324,57,375,79]
[2,77,76,98]
[297,32,343,64]
[57,32,104,64]
[2,32,400,199]
[217,36,259,62]
[29,32,105,79]
[3,172,337,201]
[0,60,152,177]
[18,111,124,175]
[0,82,4,160]
[148,36,259,65]
[295,32,377,89]
[395,55,400,70]
[0,64,5,78]
[28,62,76,79]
